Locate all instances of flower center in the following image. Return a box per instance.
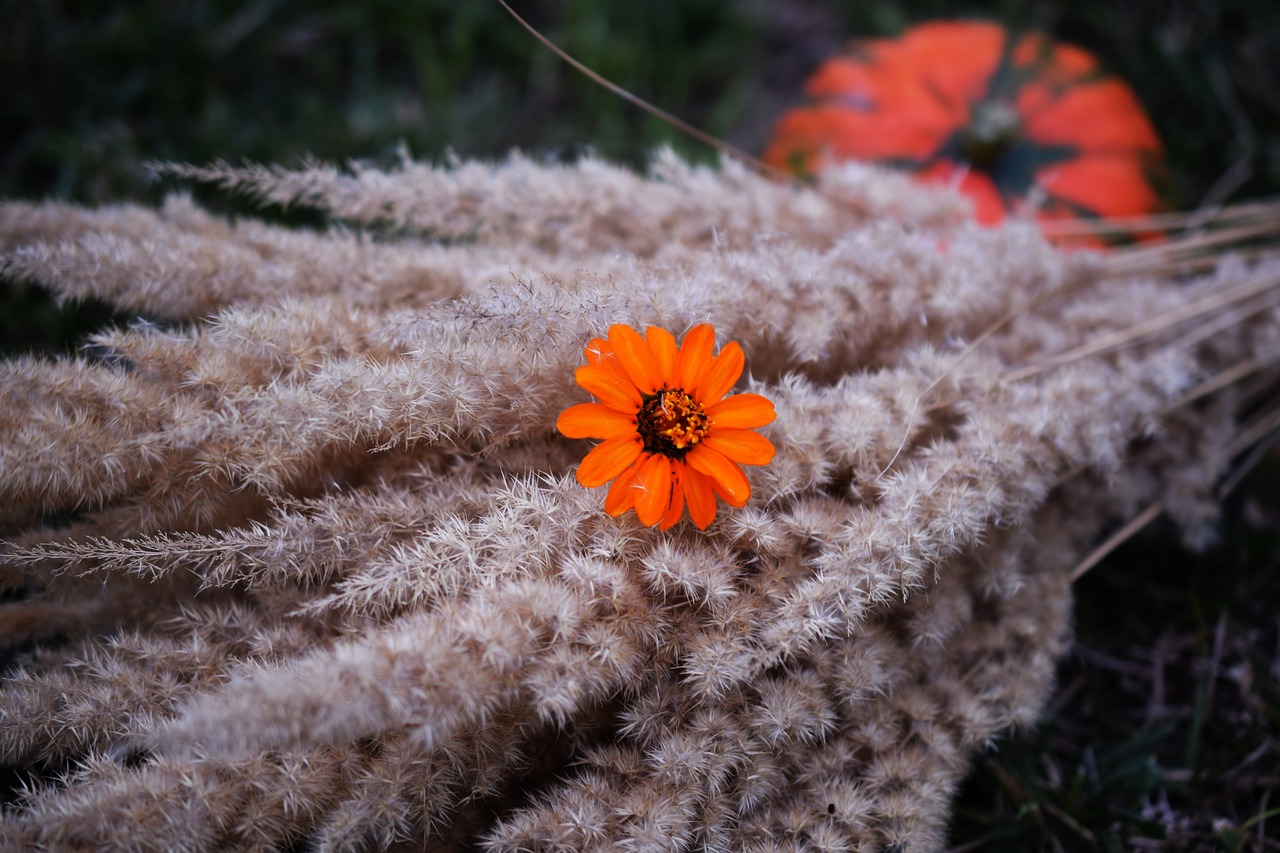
[959,100,1020,171]
[637,388,709,458]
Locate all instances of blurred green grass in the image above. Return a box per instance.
[4,1,1277,205]
[3,1,1279,849]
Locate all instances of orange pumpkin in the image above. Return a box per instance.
[763,20,1167,243]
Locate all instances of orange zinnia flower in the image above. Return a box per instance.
[557,323,776,530]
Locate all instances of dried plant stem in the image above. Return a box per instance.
[1006,268,1280,382]
[1166,359,1261,412]
[1106,218,1280,276]
[1040,197,1280,237]
[1108,246,1279,279]
[1070,501,1165,582]
[1217,434,1280,500]
[495,0,780,181]
[1227,401,1280,458]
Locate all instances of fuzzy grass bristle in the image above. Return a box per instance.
[0,153,1277,850]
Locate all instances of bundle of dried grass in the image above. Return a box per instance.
[0,150,1277,851]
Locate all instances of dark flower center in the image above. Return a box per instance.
[637,388,709,458]
[958,100,1021,171]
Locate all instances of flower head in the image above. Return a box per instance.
[557,323,775,530]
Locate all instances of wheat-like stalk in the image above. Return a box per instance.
[0,152,1276,851]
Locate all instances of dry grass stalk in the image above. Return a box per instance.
[0,152,1277,851]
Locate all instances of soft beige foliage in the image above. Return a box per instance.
[0,150,1276,851]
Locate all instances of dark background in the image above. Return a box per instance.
[4,1,1277,205]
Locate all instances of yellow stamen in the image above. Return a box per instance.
[637,388,709,458]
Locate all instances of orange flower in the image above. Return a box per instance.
[557,323,776,530]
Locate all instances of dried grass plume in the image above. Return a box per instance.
[0,149,1277,851]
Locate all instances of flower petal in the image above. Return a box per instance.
[605,454,646,516]
[675,324,715,392]
[682,465,717,530]
[608,324,662,395]
[645,326,678,385]
[581,338,634,388]
[686,444,751,508]
[557,403,636,440]
[658,464,686,530]
[583,337,613,365]
[577,436,642,488]
[707,474,736,505]
[633,453,674,527]
[696,341,745,403]
[575,364,641,412]
[703,428,776,467]
[705,393,776,429]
